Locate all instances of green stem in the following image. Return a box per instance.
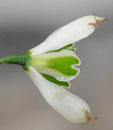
[0,52,32,70]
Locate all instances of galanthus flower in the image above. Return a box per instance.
[0,15,107,124]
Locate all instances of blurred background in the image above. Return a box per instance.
[0,0,112,130]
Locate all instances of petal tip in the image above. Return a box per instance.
[88,16,108,28]
[85,111,98,123]
[95,16,108,22]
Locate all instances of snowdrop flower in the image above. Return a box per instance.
[0,15,107,123]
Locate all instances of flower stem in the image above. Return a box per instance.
[0,52,31,70]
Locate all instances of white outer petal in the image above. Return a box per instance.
[30,15,105,56]
[26,66,91,123]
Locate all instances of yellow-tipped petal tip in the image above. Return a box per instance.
[89,16,108,28]
[95,16,108,22]
[85,111,98,123]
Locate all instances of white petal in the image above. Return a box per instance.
[26,66,97,123]
[30,15,107,56]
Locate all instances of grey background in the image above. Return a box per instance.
[0,0,113,130]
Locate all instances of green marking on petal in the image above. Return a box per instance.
[48,56,80,76]
[47,43,75,53]
[41,73,70,88]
